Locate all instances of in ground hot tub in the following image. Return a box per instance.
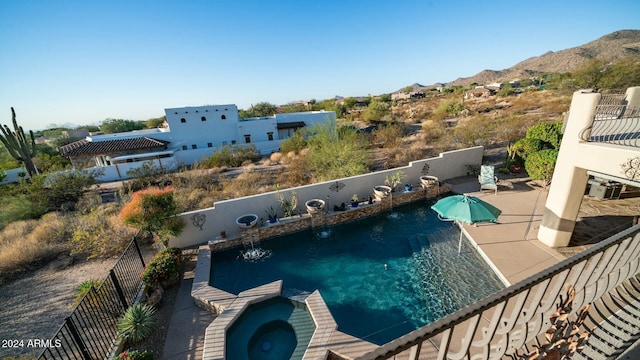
[225,296,315,360]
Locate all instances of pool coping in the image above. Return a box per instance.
[193,245,378,359]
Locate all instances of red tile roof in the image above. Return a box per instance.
[60,137,170,157]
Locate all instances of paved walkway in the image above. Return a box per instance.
[161,174,635,358]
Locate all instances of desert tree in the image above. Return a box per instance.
[119,187,185,246]
[0,108,38,177]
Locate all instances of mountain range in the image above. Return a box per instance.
[397,29,640,92]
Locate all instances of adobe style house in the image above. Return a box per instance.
[59,104,335,181]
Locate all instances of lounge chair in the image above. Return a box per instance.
[478,165,498,195]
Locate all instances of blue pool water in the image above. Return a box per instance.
[226,297,314,360]
[211,201,505,345]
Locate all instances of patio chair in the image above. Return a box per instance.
[478,165,498,195]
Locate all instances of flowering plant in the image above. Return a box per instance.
[115,350,154,360]
[141,247,182,288]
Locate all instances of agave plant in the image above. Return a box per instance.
[117,303,157,343]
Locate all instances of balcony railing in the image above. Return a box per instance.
[351,224,640,360]
[579,93,640,148]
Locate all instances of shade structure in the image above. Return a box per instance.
[431,195,502,253]
[431,195,502,224]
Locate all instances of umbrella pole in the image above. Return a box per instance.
[458,221,463,254]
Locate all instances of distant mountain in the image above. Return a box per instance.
[447,29,640,86]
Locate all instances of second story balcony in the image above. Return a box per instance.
[579,93,640,148]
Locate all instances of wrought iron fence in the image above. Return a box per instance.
[38,237,147,360]
[578,93,640,147]
[353,225,640,360]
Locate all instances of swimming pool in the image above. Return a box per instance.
[210,201,505,345]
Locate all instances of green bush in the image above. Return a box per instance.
[525,122,563,149]
[433,98,464,119]
[115,350,154,360]
[141,247,182,288]
[304,121,371,182]
[205,144,260,167]
[279,128,307,154]
[0,193,48,229]
[117,303,157,344]
[525,149,559,184]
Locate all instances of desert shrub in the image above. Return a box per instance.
[363,98,391,122]
[115,350,154,360]
[279,128,307,154]
[124,161,168,193]
[71,204,138,259]
[205,144,260,167]
[433,98,464,120]
[27,170,97,211]
[0,214,70,283]
[117,303,157,344]
[74,279,102,304]
[525,149,559,185]
[119,187,184,245]
[421,119,448,142]
[219,170,276,199]
[0,193,48,229]
[269,152,283,165]
[371,123,405,148]
[141,247,182,288]
[304,121,371,182]
[174,188,216,212]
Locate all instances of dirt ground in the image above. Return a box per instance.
[0,243,159,359]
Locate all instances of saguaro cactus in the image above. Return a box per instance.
[0,107,38,177]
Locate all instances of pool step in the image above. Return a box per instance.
[407,236,457,320]
[422,228,505,308]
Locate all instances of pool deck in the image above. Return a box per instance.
[448,174,565,286]
[162,174,574,359]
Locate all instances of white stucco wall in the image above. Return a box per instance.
[539,86,640,247]
[169,146,484,248]
[164,105,240,151]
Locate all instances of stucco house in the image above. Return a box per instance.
[59,104,335,182]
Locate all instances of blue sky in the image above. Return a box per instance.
[1,0,638,130]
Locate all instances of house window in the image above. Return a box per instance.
[222,141,228,145]
[182,145,187,150]
[192,144,197,149]
[267,132,274,141]
[180,118,186,123]
[221,115,226,120]
[201,116,206,121]
[244,134,251,143]
[231,140,237,145]
[207,142,212,148]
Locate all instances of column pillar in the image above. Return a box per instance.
[538,90,600,247]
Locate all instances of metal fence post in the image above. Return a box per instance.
[133,236,146,267]
[110,269,129,310]
[65,317,91,360]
